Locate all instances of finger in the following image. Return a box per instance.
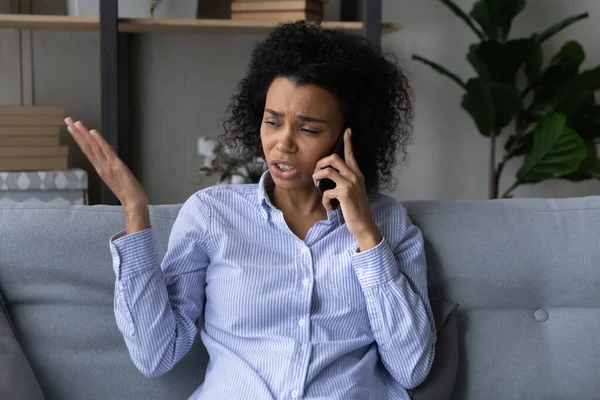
[321,187,344,211]
[313,165,349,187]
[77,121,108,162]
[65,118,101,163]
[344,128,360,173]
[89,128,116,160]
[314,153,348,174]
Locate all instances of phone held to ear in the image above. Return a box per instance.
[316,131,346,211]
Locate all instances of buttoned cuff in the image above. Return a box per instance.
[351,237,398,288]
[109,227,159,280]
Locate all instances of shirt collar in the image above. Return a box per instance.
[257,170,276,220]
[256,170,344,225]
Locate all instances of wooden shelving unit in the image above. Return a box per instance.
[0,0,397,204]
[0,14,402,35]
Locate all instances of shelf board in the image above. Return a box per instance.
[0,14,402,35]
[0,14,98,31]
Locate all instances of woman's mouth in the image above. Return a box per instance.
[270,161,298,179]
[277,163,294,171]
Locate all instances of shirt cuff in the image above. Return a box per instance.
[351,237,398,288]
[109,227,159,280]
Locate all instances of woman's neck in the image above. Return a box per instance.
[271,184,327,219]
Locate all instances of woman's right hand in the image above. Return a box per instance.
[65,118,150,232]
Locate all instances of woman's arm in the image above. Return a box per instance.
[63,118,210,377]
[351,208,436,389]
[111,193,211,377]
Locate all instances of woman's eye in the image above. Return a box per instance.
[263,121,277,126]
[301,128,318,134]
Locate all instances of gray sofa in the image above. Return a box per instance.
[1,196,599,399]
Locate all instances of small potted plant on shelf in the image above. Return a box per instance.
[66,0,198,18]
[197,136,267,185]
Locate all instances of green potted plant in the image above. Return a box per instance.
[412,0,600,198]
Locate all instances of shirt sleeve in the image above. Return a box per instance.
[351,205,436,390]
[109,191,211,377]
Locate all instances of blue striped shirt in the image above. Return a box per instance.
[110,171,436,399]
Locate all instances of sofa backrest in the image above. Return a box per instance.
[406,196,600,399]
[1,196,599,399]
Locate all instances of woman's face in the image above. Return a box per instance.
[260,77,344,192]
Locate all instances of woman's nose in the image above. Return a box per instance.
[276,130,297,153]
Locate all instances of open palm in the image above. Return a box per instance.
[65,117,147,209]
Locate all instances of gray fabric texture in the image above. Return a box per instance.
[1,195,600,399]
[409,300,459,400]
[0,204,206,400]
[0,288,45,400]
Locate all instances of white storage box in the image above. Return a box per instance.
[0,169,88,205]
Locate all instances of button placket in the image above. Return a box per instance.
[297,244,312,341]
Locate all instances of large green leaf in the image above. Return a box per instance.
[470,1,495,40]
[461,78,494,136]
[439,0,486,40]
[577,66,600,92]
[561,142,600,181]
[568,95,600,141]
[521,42,587,125]
[412,55,467,89]
[526,41,584,100]
[536,12,589,45]
[490,84,522,131]
[467,44,490,81]
[470,0,526,41]
[525,37,543,84]
[469,39,533,84]
[517,113,587,183]
[554,66,600,117]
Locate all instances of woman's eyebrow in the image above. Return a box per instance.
[264,108,283,117]
[264,108,327,123]
[297,114,327,123]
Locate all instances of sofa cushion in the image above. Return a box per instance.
[406,196,600,400]
[0,288,45,400]
[0,204,208,400]
[409,300,459,400]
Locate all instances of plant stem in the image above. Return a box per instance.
[501,181,519,198]
[494,125,526,199]
[489,132,497,199]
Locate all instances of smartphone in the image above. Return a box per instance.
[316,131,346,210]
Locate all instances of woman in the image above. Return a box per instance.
[65,21,436,400]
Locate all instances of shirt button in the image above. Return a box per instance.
[301,343,307,351]
[357,268,365,276]
[302,278,309,286]
[298,318,306,327]
[291,389,299,398]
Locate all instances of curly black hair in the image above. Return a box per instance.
[221,20,413,193]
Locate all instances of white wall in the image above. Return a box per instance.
[385,0,600,200]
[1,0,599,204]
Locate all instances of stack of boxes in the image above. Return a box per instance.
[0,105,88,205]
[231,0,325,22]
[0,106,68,171]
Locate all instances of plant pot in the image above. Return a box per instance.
[66,0,199,18]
